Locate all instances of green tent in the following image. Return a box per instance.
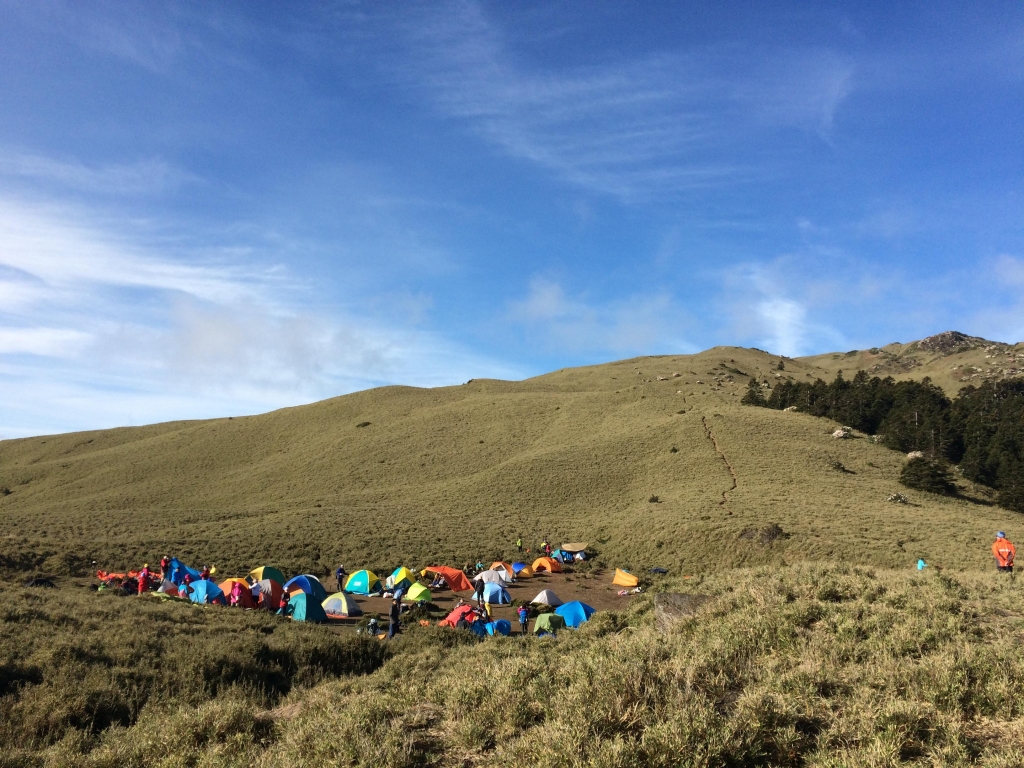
[533,613,566,635]
[403,583,432,602]
[289,591,328,623]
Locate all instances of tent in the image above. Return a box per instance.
[403,583,432,603]
[322,592,362,618]
[560,542,589,554]
[439,604,477,627]
[531,589,563,606]
[248,566,286,586]
[289,592,328,623]
[486,619,512,637]
[219,578,255,608]
[482,582,511,604]
[555,601,596,628]
[184,579,225,605]
[386,567,416,591]
[473,569,511,585]
[470,618,488,637]
[421,566,473,593]
[612,569,639,588]
[343,570,381,596]
[168,558,201,586]
[534,613,566,635]
[511,562,533,578]
[284,574,328,602]
[551,549,573,563]
[491,561,516,577]
[256,578,285,610]
[156,579,178,595]
[531,556,562,574]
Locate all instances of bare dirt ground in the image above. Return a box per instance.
[322,569,639,634]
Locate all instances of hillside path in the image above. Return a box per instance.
[701,415,738,506]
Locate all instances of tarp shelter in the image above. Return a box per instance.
[184,579,225,605]
[531,556,562,573]
[560,542,588,554]
[473,569,510,585]
[284,574,328,602]
[439,604,477,627]
[421,566,473,593]
[289,592,327,623]
[612,569,639,588]
[248,566,286,586]
[344,570,382,596]
[531,589,563,606]
[534,613,566,635]
[482,582,511,604]
[386,567,415,591]
[512,562,533,577]
[168,558,201,586]
[219,578,255,608]
[257,578,284,610]
[486,619,512,636]
[555,600,596,628]
[322,592,362,618]
[403,583,432,603]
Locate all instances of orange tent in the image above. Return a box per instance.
[612,568,639,588]
[491,561,516,577]
[421,566,473,593]
[219,578,255,608]
[531,556,562,574]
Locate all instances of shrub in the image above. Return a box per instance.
[899,457,957,496]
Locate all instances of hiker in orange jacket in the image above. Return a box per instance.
[993,531,1016,572]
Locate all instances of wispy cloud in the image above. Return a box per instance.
[396,2,856,200]
[0,150,201,195]
[506,276,693,356]
[0,194,523,437]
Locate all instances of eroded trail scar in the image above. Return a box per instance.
[702,416,738,505]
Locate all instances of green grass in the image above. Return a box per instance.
[6,564,1024,766]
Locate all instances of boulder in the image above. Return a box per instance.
[655,593,712,633]
[783,406,798,412]
[906,451,925,460]
[832,427,853,439]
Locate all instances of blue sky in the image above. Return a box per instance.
[1,1,1022,437]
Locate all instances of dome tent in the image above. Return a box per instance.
[511,562,533,577]
[531,589,563,607]
[344,570,382,596]
[473,569,510,585]
[284,574,328,602]
[386,567,415,591]
[482,582,511,604]
[322,592,362,618]
[403,583,432,603]
[534,613,566,635]
[531,556,562,574]
[289,592,327,623]
[219,578,254,608]
[183,579,224,605]
[555,600,596,628]
[248,566,286,586]
[486,619,512,636]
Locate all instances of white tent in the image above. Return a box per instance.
[473,569,511,585]
[531,588,563,606]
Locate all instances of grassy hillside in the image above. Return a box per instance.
[0,343,1017,580]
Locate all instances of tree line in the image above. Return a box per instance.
[743,370,1024,512]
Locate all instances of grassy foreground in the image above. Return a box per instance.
[4,563,1024,767]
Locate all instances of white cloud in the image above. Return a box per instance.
[0,150,200,195]
[0,194,524,437]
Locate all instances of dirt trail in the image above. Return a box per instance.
[701,415,738,505]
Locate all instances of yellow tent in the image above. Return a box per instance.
[612,568,638,588]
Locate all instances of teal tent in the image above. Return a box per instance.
[555,600,596,628]
[344,570,382,596]
[289,592,328,623]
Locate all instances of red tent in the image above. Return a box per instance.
[438,604,477,627]
[257,578,285,610]
[422,566,473,593]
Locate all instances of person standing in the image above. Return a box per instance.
[516,537,523,553]
[474,577,486,608]
[517,605,529,635]
[335,564,346,591]
[159,555,170,581]
[388,598,401,639]
[993,531,1016,573]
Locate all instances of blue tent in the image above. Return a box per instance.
[168,558,201,586]
[470,619,488,637]
[183,579,225,605]
[551,549,572,563]
[289,592,328,623]
[555,600,596,628]
[283,574,328,602]
[486,619,512,636]
[482,582,511,604]
[511,562,529,574]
